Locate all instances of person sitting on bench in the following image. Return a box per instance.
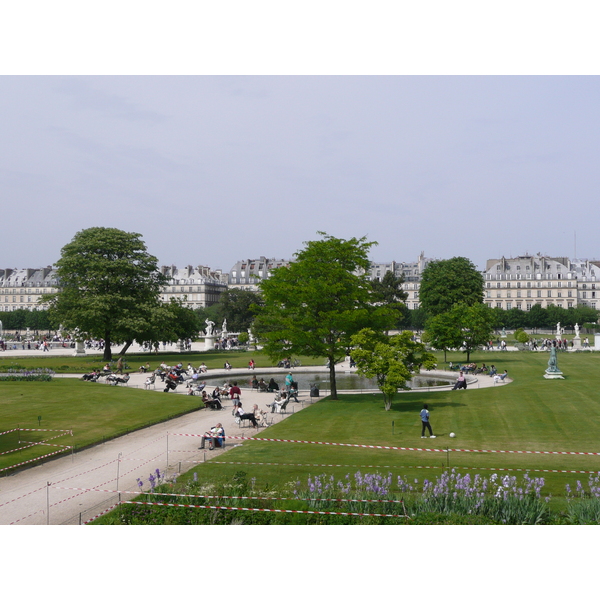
[235,403,258,428]
[199,424,225,449]
[452,372,467,390]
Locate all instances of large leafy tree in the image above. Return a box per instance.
[422,310,463,362]
[43,227,167,360]
[253,233,399,399]
[216,289,263,333]
[419,257,484,317]
[426,302,498,361]
[351,329,436,411]
[371,271,408,328]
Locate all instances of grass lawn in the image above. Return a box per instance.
[181,349,600,509]
[4,348,600,514]
[0,379,207,471]
[0,350,324,373]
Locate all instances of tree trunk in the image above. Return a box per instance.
[119,339,133,356]
[103,333,112,361]
[328,355,338,400]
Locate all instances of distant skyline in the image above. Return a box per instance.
[2,76,599,272]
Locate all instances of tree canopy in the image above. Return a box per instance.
[419,257,484,317]
[426,302,498,361]
[43,227,167,360]
[351,329,436,410]
[252,233,400,399]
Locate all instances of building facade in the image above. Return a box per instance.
[366,252,434,310]
[228,257,291,291]
[483,255,600,311]
[0,264,227,312]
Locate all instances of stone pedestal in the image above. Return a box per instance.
[176,339,186,353]
[72,340,86,356]
[544,368,564,380]
[203,335,216,351]
[572,337,582,350]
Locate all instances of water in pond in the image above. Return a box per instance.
[234,371,453,391]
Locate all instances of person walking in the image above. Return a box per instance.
[420,404,436,439]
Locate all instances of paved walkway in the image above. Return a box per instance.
[0,354,509,525]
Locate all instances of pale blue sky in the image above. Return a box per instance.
[2,75,599,272]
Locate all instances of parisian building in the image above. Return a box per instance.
[228,257,291,291]
[483,255,600,311]
[0,265,227,312]
[366,252,434,310]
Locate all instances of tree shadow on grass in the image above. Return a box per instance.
[390,398,466,413]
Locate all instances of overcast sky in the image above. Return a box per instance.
[2,75,599,273]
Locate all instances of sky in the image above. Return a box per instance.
[3,75,600,274]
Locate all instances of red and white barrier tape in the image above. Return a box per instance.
[0,484,47,509]
[83,503,121,525]
[118,499,406,518]
[0,447,72,472]
[0,428,20,436]
[54,486,406,505]
[203,460,600,476]
[172,432,600,458]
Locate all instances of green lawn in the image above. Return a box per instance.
[0,350,323,373]
[0,379,206,471]
[3,348,600,510]
[183,349,600,507]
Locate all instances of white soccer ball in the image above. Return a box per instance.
[449,432,456,438]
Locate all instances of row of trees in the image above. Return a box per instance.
[0,308,52,331]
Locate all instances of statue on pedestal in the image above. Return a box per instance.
[544,345,564,379]
[204,319,215,337]
[574,323,580,339]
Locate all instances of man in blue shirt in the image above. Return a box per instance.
[420,404,436,439]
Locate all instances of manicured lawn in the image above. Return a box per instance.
[0,379,203,471]
[4,348,600,512]
[185,349,600,507]
[0,350,323,373]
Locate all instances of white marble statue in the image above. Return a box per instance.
[556,322,561,336]
[574,323,580,338]
[205,319,215,337]
[222,319,228,335]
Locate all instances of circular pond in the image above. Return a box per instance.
[209,370,455,392]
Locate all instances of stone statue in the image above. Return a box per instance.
[574,323,580,338]
[556,322,561,336]
[222,319,228,334]
[544,344,564,379]
[0,319,3,340]
[204,319,215,337]
[547,346,559,371]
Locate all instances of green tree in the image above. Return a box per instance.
[526,304,548,332]
[253,233,399,399]
[371,271,409,329]
[216,288,263,332]
[137,299,201,349]
[43,227,167,361]
[426,302,498,362]
[423,310,463,362]
[419,257,484,317]
[351,328,436,411]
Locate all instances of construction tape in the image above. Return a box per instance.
[54,486,406,505]
[0,447,72,472]
[172,432,600,458]
[202,460,600,476]
[118,499,406,518]
[83,503,121,525]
